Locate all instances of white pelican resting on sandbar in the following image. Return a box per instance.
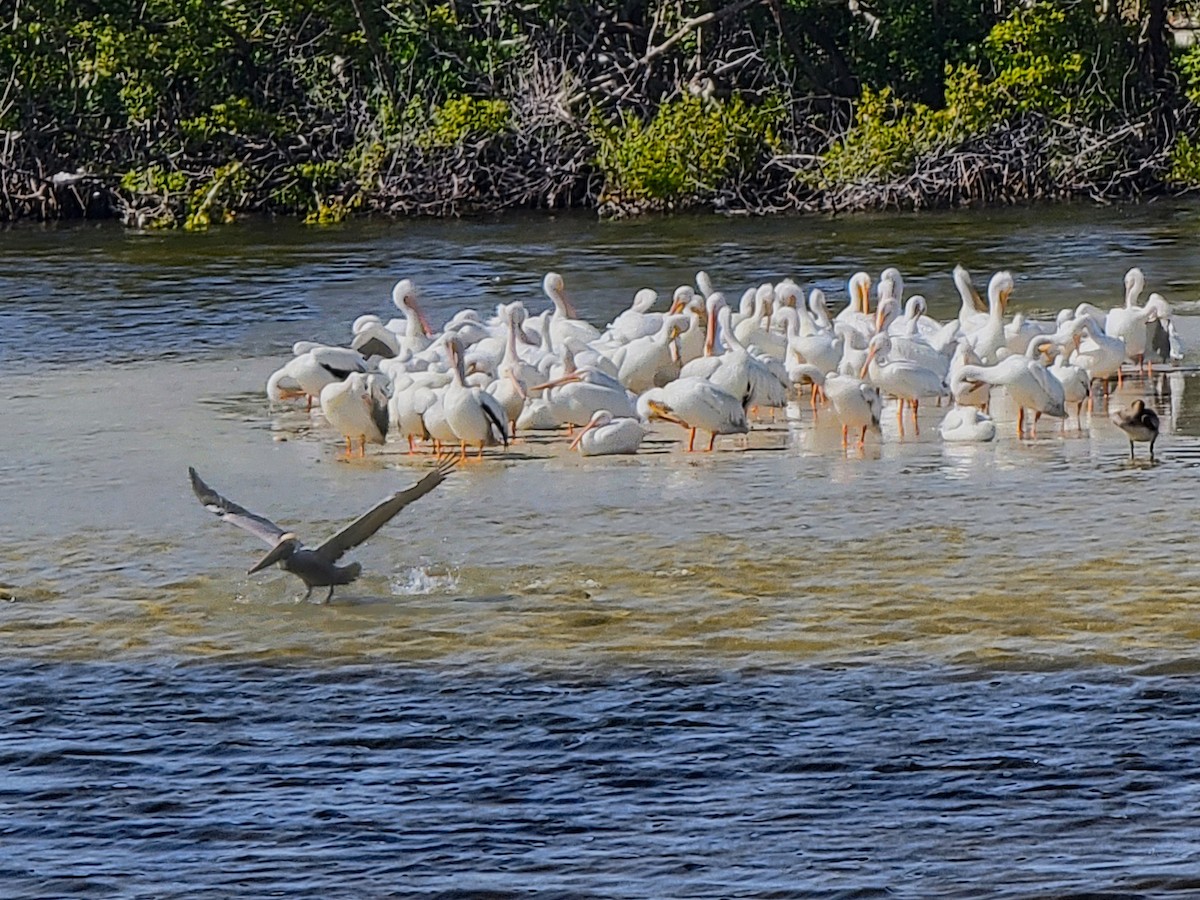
[569,410,647,456]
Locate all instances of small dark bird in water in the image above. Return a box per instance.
[1110,398,1159,461]
[189,458,455,602]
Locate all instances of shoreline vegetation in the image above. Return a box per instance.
[3,1,1200,227]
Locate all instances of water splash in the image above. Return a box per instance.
[390,565,459,596]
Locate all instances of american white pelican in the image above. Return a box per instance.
[687,300,789,417]
[569,410,646,456]
[963,271,1013,364]
[860,332,948,435]
[874,297,953,381]
[1071,316,1126,397]
[1105,267,1147,369]
[951,351,1066,439]
[384,279,434,356]
[823,372,882,449]
[604,288,664,343]
[531,366,638,427]
[444,337,508,459]
[948,339,990,411]
[1047,351,1091,427]
[388,373,444,453]
[786,292,843,375]
[350,315,401,359]
[611,314,690,393]
[953,264,987,329]
[637,377,748,452]
[320,372,389,456]
[267,345,368,409]
[543,272,601,347]
[938,406,996,442]
[485,303,542,437]
[1110,398,1159,460]
[836,272,874,337]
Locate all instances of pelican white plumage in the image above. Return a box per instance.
[823,372,882,449]
[786,291,843,375]
[953,264,988,330]
[860,332,948,435]
[543,272,601,348]
[938,406,996,442]
[267,345,369,409]
[531,366,638,427]
[350,315,401,360]
[948,339,990,411]
[444,337,508,459]
[963,271,1013,365]
[384,279,435,356]
[611,314,690,393]
[951,349,1066,439]
[569,409,646,456]
[604,288,664,343]
[1104,267,1148,369]
[320,372,390,456]
[836,272,874,338]
[688,300,789,417]
[1071,316,1126,395]
[1047,350,1091,426]
[637,377,748,452]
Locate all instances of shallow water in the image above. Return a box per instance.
[3,206,1200,897]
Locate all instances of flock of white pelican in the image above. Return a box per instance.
[264,265,1183,460]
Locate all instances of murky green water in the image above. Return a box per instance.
[3,205,1200,897]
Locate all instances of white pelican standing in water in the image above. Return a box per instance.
[637,376,748,452]
[444,337,508,459]
[951,347,1066,439]
[823,372,882,449]
[320,372,390,457]
[569,409,647,456]
[860,332,948,436]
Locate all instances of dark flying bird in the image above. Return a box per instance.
[1110,398,1159,461]
[189,458,455,602]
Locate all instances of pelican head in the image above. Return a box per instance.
[1124,267,1145,305]
[391,279,433,336]
[988,271,1014,312]
[569,409,615,450]
[670,285,696,314]
[631,288,657,314]
[248,533,301,574]
[848,272,872,315]
[543,271,579,318]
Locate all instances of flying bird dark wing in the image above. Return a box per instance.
[189,467,290,547]
[312,457,456,565]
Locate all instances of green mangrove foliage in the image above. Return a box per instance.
[817,5,1139,190]
[594,95,783,211]
[0,0,1196,222]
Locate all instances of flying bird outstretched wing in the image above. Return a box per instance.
[189,467,289,547]
[313,457,456,564]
